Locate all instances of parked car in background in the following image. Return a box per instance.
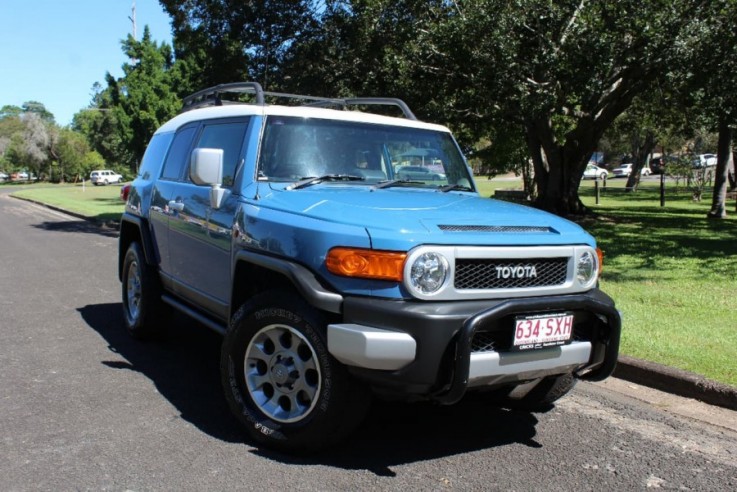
[0,172,8,182]
[395,165,446,181]
[90,169,123,185]
[612,163,651,178]
[583,164,609,180]
[649,156,679,175]
[692,153,717,169]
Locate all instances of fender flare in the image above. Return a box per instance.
[118,213,158,280]
[233,250,343,314]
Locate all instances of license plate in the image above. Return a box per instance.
[513,313,574,351]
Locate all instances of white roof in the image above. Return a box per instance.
[155,103,450,134]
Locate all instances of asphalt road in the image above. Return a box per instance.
[1,191,736,491]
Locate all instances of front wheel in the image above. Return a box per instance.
[221,291,370,453]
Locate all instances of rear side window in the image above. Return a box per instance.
[193,121,248,187]
[138,133,174,180]
[161,127,197,180]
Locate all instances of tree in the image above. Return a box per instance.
[22,101,55,123]
[403,0,715,216]
[0,105,23,120]
[692,0,737,218]
[104,27,180,171]
[19,113,54,178]
[52,128,102,183]
[72,83,125,169]
[160,0,320,90]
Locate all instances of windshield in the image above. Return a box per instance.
[257,116,474,190]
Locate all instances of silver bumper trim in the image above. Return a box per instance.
[468,341,592,387]
[327,324,417,371]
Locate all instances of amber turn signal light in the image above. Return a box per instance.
[326,247,406,281]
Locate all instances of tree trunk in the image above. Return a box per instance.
[708,118,732,219]
[526,121,594,217]
[625,131,655,191]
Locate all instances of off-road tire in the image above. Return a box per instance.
[221,290,370,454]
[121,242,167,339]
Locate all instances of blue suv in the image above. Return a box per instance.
[119,83,620,453]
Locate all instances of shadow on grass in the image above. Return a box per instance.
[577,200,737,283]
[93,197,125,205]
[78,302,543,475]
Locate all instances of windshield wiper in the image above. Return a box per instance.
[373,179,425,189]
[438,183,474,193]
[287,174,365,190]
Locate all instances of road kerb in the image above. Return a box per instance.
[614,355,737,411]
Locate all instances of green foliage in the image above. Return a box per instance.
[21,101,55,123]
[407,0,714,214]
[100,27,180,172]
[160,0,320,90]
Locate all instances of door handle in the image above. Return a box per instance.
[168,200,184,212]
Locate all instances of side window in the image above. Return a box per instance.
[138,133,174,180]
[161,127,197,180]
[193,121,248,187]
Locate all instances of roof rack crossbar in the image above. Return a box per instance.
[180,82,417,120]
[303,97,417,120]
[181,82,265,112]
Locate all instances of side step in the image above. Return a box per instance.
[161,294,227,336]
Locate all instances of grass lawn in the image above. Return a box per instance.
[9,182,125,224]
[580,181,737,387]
[9,177,737,387]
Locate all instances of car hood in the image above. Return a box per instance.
[257,185,595,249]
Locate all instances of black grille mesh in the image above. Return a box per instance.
[455,257,568,289]
[471,332,498,352]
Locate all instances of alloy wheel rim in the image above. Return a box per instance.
[244,324,321,423]
[126,261,141,321]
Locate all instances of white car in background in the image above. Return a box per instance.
[90,170,123,185]
[612,163,651,178]
[583,164,609,180]
[692,153,717,168]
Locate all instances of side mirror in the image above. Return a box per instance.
[190,148,223,186]
[190,148,228,209]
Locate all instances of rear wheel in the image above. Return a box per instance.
[221,291,370,453]
[121,242,166,339]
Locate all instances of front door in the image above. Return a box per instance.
[166,118,251,319]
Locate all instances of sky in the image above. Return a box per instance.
[0,0,173,126]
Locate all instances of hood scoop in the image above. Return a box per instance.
[438,225,554,233]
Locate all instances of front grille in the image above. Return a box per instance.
[471,331,499,352]
[455,257,568,290]
[439,225,551,233]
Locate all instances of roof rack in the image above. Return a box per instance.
[180,82,417,120]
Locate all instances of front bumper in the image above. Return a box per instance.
[327,289,620,404]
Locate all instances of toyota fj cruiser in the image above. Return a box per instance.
[118,82,621,453]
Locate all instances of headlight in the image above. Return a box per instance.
[409,252,449,295]
[576,250,599,287]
